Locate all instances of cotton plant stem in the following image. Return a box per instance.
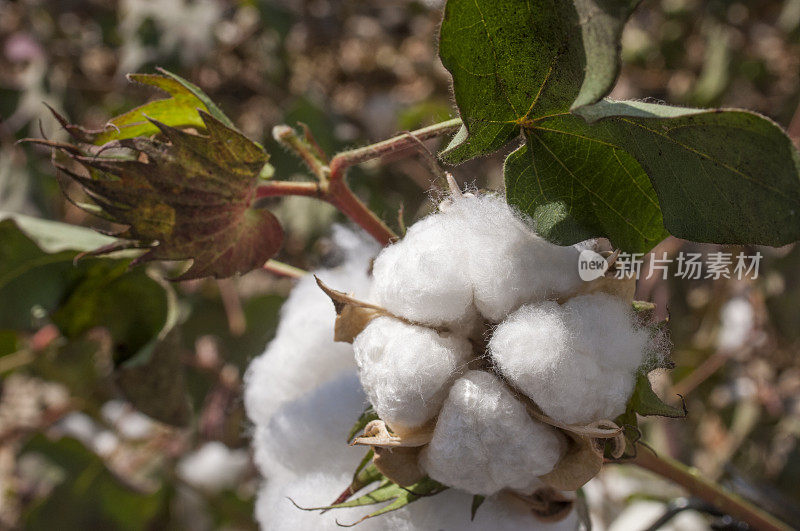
[263,259,306,279]
[326,118,463,182]
[630,447,790,531]
[261,118,463,246]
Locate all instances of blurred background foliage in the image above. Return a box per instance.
[0,0,798,529]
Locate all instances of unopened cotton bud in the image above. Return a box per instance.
[353,317,472,432]
[419,371,565,496]
[489,293,649,425]
[446,194,582,322]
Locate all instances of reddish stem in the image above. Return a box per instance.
[263,118,462,246]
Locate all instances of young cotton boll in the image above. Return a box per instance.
[446,194,582,322]
[419,371,566,496]
[353,317,472,433]
[489,294,649,425]
[369,214,476,329]
[244,226,377,427]
[177,441,249,493]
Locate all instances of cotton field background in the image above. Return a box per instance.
[1,0,800,529]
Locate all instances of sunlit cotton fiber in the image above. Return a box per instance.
[489,293,649,425]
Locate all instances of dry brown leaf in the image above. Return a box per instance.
[508,487,576,523]
[351,420,434,448]
[372,446,426,487]
[538,432,604,491]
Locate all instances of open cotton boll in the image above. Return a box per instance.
[353,317,472,432]
[369,214,476,329]
[244,226,376,427]
[446,194,582,322]
[490,294,649,425]
[420,370,566,496]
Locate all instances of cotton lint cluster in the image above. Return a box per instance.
[244,226,579,530]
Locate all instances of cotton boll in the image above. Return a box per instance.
[420,371,566,496]
[490,294,649,425]
[353,317,472,432]
[369,214,475,328]
[244,226,376,426]
[252,372,367,479]
[177,441,249,493]
[447,194,582,322]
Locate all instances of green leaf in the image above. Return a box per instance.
[438,0,584,163]
[90,69,232,144]
[570,100,800,246]
[570,0,641,109]
[116,329,192,426]
[610,372,685,459]
[438,0,639,163]
[505,123,668,252]
[471,495,485,521]
[628,372,686,418]
[507,100,800,251]
[306,476,447,526]
[0,216,170,346]
[34,110,283,280]
[347,404,379,442]
[51,260,173,364]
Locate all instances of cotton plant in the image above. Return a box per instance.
[29,0,800,529]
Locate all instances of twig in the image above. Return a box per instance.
[261,118,462,246]
[217,278,246,336]
[262,259,307,279]
[630,446,790,531]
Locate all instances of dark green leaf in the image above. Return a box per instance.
[52,260,173,364]
[505,124,668,252]
[471,495,485,521]
[571,0,641,109]
[438,0,584,163]
[34,110,283,280]
[570,100,800,246]
[116,330,191,426]
[438,0,639,162]
[0,216,171,360]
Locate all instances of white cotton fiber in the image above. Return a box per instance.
[244,226,377,427]
[489,293,649,425]
[369,214,476,329]
[716,296,754,351]
[252,372,367,479]
[369,192,582,328]
[419,371,565,496]
[446,193,582,322]
[353,317,472,432]
[177,441,249,493]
